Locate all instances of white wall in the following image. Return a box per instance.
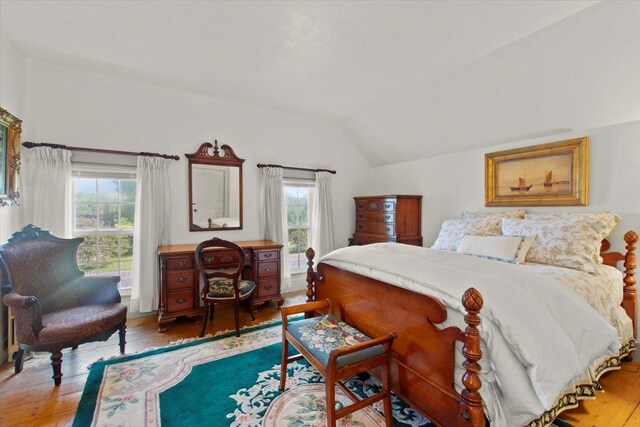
[368,120,640,334]
[0,32,26,244]
[22,60,372,263]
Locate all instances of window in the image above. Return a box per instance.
[284,181,313,270]
[72,173,136,290]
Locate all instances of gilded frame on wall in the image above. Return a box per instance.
[0,107,22,206]
[485,137,589,207]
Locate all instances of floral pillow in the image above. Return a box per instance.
[431,217,503,252]
[462,209,526,219]
[502,217,619,272]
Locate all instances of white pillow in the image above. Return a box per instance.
[502,218,617,272]
[462,209,526,219]
[457,235,524,263]
[431,217,503,252]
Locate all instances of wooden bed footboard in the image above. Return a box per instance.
[305,248,486,427]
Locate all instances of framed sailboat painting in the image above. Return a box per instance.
[485,137,588,206]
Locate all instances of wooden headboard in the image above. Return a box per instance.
[601,230,638,338]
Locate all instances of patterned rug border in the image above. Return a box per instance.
[74,317,295,427]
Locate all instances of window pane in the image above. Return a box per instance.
[119,234,134,289]
[286,186,297,204]
[77,235,98,274]
[75,178,97,230]
[76,202,97,230]
[288,206,308,226]
[98,179,119,202]
[99,203,119,229]
[120,203,135,229]
[96,235,120,276]
[298,187,309,204]
[120,180,136,203]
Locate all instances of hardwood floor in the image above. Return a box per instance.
[0,290,638,427]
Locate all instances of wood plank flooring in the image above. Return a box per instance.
[0,290,638,427]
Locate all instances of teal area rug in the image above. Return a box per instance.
[73,321,433,426]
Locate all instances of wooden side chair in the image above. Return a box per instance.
[195,237,256,337]
[0,225,127,386]
[280,299,396,427]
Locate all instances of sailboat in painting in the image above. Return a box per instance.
[510,168,533,191]
[544,170,557,187]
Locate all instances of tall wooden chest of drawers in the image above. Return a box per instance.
[157,240,283,332]
[350,195,422,246]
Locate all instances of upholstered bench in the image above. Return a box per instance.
[279,299,396,427]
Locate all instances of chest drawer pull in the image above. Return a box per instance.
[263,253,273,259]
[177,260,187,268]
[385,215,391,220]
[264,284,272,290]
[176,298,186,304]
[175,275,187,283]
[357,224,364,230]
[264,267,273,272]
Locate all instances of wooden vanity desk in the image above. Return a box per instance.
[157,240,283,332]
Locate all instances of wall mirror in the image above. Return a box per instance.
[186,141,244,231]
[0,107,22,207]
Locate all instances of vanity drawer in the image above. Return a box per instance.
[257,250,279,261]
[356,221,395,236]
[356,211,394,223]
[201,250,240,267]
[166,269,196,291]
[166,257,194,270]
[258,277,279,298]
[166,290,195,313]
[257,261,278,278]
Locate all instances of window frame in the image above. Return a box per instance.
[71,168,137,293]
[283,178,314,272]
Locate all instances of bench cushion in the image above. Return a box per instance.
[287,314,385,368]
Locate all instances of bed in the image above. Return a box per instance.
[303,230,637,427]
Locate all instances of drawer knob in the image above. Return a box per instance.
[221,256,233,263]
[176,275,187,282]
[177,260,186,267]
[358,224,363,229]
[263,253,272,259]
[176,298,186,304]
[264,285,272,290]
[204,256,215,263]
[385,227,391,232]
[384,204,391,208]
[385,215,390,220]
[264,267,272,272]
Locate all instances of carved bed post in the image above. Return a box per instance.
[458,287,486,427]
[623,231,638,339]
[305,247,317,303]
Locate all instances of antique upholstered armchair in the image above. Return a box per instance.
[195,237,256,337]
[0,225,127,385]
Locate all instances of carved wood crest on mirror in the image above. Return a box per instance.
[186,140,244,231]
[0,107,22,207]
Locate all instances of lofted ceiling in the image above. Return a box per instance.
[2,1,639,165]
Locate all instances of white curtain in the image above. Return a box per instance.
[131,157,172,313]
[21,147,72,237]
[261,167,290,283]
[311,171,335,258]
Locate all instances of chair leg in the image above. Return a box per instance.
[118,323,127,354]
[199,302,210,338]
[279,338,288,392]
[71,345,79,350]
[14,348,25,374]
[249,294,256,321]
[234,299,241,337]
[209,302,214,321]
[50,351,63,386]
[382,355,393,427]
[326,376,337,427]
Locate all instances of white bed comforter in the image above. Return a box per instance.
[320,243,622,427]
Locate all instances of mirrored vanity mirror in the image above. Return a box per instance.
[186,141,244,231]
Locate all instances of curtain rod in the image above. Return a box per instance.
[23,142,180,161]
[256,163,336,174]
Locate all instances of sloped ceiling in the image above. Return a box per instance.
[2,1,638,165]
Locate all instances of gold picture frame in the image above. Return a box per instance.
[0,107,22,207]
[485,137,588,207]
